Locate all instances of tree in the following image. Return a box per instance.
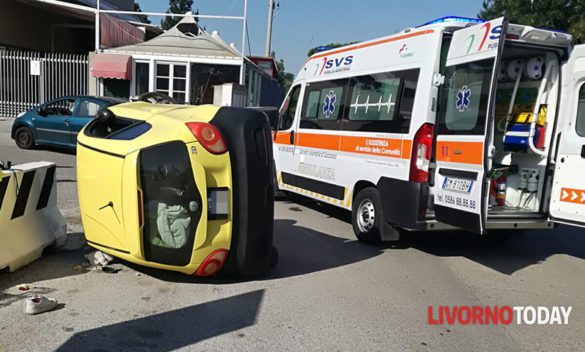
[134,2,150,24]
[307,42,359,57]
[161,0,196,30]
[271,52,295,91]
[478,0,585,43]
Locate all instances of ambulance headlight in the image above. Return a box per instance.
[525,57,544,80]
[498,62,508,82]
[507,59,523,81]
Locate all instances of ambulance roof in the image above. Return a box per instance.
[306,16,572,66]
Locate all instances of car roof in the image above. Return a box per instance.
[46,95,126,104]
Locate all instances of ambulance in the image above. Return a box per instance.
[273,16,585,242]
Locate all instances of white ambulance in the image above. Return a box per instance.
[274,16,585,242]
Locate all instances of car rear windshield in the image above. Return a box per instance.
[84,116,151,140]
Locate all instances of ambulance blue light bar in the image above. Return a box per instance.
[315,46,333,53]
[417,16,486,27]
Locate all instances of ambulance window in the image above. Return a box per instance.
[348,76,400,121]
[576,84,585,137]
[278,85,301,131]
[344,69,419,133]
[300,78,349,130]
[437,58,493,135]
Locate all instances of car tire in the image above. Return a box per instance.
[352,187,397,244]
[15,126,34,149]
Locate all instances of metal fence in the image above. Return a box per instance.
[0,51,88,117]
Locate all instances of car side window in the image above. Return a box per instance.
[278,85,301,131]
[43,98,76,117]
[77,100,102,117]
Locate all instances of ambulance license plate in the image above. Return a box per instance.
[208,188,228,218]
[442,177,474,193]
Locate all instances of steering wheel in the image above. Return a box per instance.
[137,92,178,104]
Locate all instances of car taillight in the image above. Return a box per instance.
[410,123,434,183]
[193,249,229,277]
[185,122,227,154]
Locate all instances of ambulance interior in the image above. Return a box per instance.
[488,42,562,216]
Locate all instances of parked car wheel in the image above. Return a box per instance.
[352,187,391,244]
[15,126,34,149]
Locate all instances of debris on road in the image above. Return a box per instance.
[82,250,122,274]
[83,251,114,268]
[17,284,32,291]
[101,266,121,274]
[23,294,59,315]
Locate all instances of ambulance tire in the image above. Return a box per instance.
[15,126,34,149]
[352,187,391,244]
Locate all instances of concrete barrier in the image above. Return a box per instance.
[0,162,67,272]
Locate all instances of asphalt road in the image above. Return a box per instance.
[1,119,585,351]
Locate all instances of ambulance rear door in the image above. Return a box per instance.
[549,44,585,227]
[433,17,507,233]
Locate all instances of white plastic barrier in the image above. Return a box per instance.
[0,162,67,272]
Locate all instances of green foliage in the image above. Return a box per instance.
[134,2,150,24]
[307,42,359,57]
[478,0,585,43]
[161,0,195,30]
[271,51,295,91]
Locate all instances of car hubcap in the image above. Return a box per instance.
[357,199,375,232]
[19,132,29,145]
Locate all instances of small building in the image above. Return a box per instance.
[90,15,284,107]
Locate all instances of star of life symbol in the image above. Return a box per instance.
[323,90,337,118]
[456,85,471,112]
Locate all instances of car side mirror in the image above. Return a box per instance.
[254,106,279,130]
[38,107,48,117]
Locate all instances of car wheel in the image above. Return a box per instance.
[352,187,395,244]
[15,126,34,149]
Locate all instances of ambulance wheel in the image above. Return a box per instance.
[352,187,387,244]
[15,126,34,149]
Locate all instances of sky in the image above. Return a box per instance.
[137,0,485,75]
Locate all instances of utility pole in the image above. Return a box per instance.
[265,0,276,57]
[95,0,100,51]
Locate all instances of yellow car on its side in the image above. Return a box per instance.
[76,95,276,277]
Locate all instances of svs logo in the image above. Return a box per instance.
[465,22,503,54]
[319,55,354,75]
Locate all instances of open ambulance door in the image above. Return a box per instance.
[549,45,585,227]
[433,17,507,234]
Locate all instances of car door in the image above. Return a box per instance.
[433,17,507,234]
[36,97,78,146]
[71,98,103,144]
[549,44,585,227]
[273,84,303,188]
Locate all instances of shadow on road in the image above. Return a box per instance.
[126,218,383,283]
[397,226,585,275]
[35,145,76,156]
[55,290,264,352]
[282,196,585,275]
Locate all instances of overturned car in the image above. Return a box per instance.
[76,94,276,277]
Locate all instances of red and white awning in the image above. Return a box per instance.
[90,53,132,80]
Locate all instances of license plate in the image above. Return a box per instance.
[442,177,474,193]
[208,189,228,218]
